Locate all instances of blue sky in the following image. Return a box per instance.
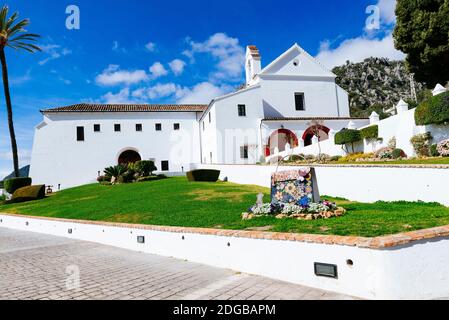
[0,0,402,178]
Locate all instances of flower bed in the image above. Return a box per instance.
[242,200,346,221]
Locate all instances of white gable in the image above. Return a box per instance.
[259,44,335,78]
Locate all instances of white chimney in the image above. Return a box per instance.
[396,99,409,114]
[245,45,261,85]
[432,83,447,96]
[369,111,380,124]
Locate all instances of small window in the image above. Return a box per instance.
[174,123,180,130]
[94,124,101,132]
[203,122,205,131]
[209,112,212,123]
[210,152,213,163]
[161,161,169,171]
[238,104,246,117]
[77,126,85,141]
[240,146,249,159]
[136,124,143,132]
[295,93,305,111]
[114,124,121,132]
[155,123,162,131]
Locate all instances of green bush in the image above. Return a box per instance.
[391,148,407,159]
[104,165,126,179]
[415,91,449,125]
[133,160,157,177]
[4,177,32,194]
[8,185,45,204]
[360,125,379,140]
[430,144,440,157]
[335,129,361,145]
[186,170,220,182]
[330,155,342,162]
[410,133,433,157]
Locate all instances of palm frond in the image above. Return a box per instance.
[0,6,9,31]
[7,42,41,52]
[9,33,40,42]
[5,11,18,30]
[7,18,29,37]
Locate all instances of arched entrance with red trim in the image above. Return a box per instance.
[302,125,330,147]
[265,129,299,156]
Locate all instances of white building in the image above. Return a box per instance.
[30,44,369,189]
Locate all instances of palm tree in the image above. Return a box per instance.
[0,6,40,177]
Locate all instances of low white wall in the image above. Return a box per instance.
[1,214,449,300]
[193,164,449,206]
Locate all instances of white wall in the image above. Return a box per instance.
[30,111,202,189]
[2,214,449,300]
[193,164,449,206]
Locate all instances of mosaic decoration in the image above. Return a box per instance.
[271,168,320,207]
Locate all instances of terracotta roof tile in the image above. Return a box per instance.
[41,103,208,113]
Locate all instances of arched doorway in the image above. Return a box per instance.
[265,129,299,156]
[118,150,141,165]
[302,125,330,147]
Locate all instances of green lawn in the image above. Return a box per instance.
[1,177,449,237]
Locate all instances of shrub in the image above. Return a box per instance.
[4,177,32,194]
[134,160,157,177]
[330,155,342,162]
[8,185,45,204]
[121,169,136,183]
[338,153,373,162]
[375,147,394,159]
[430,144,440,157]
[388,137,397,149]
[186,169,220,182]
[335,129,361,153]
[391,148,407,159]
[97,175,110,183]
[289,154,304,162]
[410,133,433,157]
[437,139,449,156]
[360,125,379,140]
[316,154,332,162]
[415,91,449,125]
[104,165,126,179]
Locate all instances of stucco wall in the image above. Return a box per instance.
[30,111,202,189]
[2,214,449,300]
[193,164,449,206]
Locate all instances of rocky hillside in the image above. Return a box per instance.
[333,58,427,118]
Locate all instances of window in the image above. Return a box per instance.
[114,124,121,132]
[209,112,212,123]
[240,146,249,159]
[94,124,101,132]
[174,123,180,130]
[77,126,85,141]
[161,160,169,171]
[203,122,205,131]
[210,152,213,163]
[295,93,305,111]
[238,104,246,117]
[136,124,143,132]
[155,123,162,131]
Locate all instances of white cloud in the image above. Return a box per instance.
[149,62,168,79]
[101,88,132,104]
[378,0,397,24]
[112,41,127,53]
[95,65,149,86]
[10,70,32,86]
[176,82,229,104]
[0,149,32,163]
[147,83,179,99]
[183,33,245,82]
[168,59,186,76]
[39,44,72,66]
[145,42,156,52]
[316,34,405,69]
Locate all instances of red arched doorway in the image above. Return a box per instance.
[118,150,141,165]
[302,125,330,147]
[265,129,299,156]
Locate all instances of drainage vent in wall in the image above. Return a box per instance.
[68,229,73,234]
[314,263,338,279]
[137,236,145,244]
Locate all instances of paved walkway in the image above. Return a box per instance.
[0,227,354,300]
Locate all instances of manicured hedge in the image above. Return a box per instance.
[137,175,168,182]
[415,91,449,125]
[334,129,361,145]
[8,185,45,204]
[360,125,379,140]
[4,177,32,194]
[186,170,221,182]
